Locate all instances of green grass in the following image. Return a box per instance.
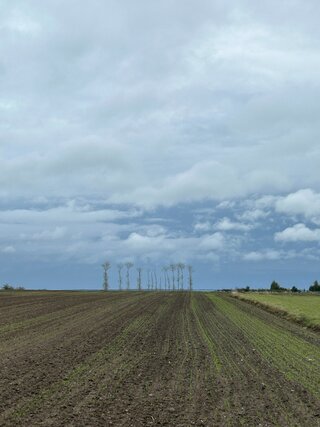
[207,294,320,399]
[235,293,320,329]
[191,295,221,371]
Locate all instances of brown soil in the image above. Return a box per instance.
[0,291,319,426]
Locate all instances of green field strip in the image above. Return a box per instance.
[199,294,319,426]
[208,294,320,399]
[192,294,258,380]
[170,293,214,417]
[230,294,320,349]
[235,293,320,329]
[191,295,222,372]
[1,295,170,424]
[192,294,291,426]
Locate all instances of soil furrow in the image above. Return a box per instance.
[0,291,319,426]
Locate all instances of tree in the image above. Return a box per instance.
[291,286,300,293]
[165,266,171,290]
[136,267,142,291]
[177,263,185,291]
[125,262,134,290]
[170,264,176,291]
[270,280,280,291]
[102,261,111,291]
[309,280,320,292]
[176,264,180,290]
[2,284,14,291]
[187,265,193,292]
[162,267,167,291]
[153,269,158,291]
[117,263,123,291]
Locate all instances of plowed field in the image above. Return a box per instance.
[0,291,319,426]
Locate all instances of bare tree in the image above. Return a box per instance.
[176,264,180,290]
[153,269,158,291]
[117,263,123,291]
[178,263,185,291]
[137,267,142,291]
[147,269,151,291]
[125,262,134,290]
[166,266,171,290]
[187,265,193,292]
[170,264,176,291]
[162,267,167,291]
[102,261,111,291]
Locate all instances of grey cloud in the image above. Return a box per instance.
[1,1,320,287]
[1,1,320,207]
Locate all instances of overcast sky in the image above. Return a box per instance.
[1,0,320,290]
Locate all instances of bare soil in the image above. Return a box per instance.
[0,291,319,426]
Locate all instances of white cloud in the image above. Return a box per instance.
[243,249,296,261]
[194,221,212,232]
[199,232,225,250]
[214,217,252,232]
[275,189,320,220]
[274,223,320,242]
[0,203,142,225]
[236,208,269,222]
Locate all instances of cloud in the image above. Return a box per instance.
[1,2,320,208]
[194,218,251,232]
[1,1,320,287]
[274,223,320,242]
[1,246,16,254]
[194,221,212,232]
[25,227,67,241]
[243,249,298,261]
[0,202,142,225]
[214,217,252,231]
[110,231,227,263]
[236,208,269,222]
[275,189,320,220]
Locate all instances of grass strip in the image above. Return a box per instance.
[232,293,320,331]
[207,294,320,399]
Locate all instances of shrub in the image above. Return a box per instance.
[2,284,14,291]
[270,281,280,291]
[309,280,320,292]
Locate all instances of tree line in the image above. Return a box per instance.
[270,280,320,292]
[233,280,320,293]
[102,262,193,292]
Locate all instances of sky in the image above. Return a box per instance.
[1,0,320,290]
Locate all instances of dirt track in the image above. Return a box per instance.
[0,291,319,426]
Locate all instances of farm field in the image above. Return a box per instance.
[0,291,319,426]
[234,292,320,329]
